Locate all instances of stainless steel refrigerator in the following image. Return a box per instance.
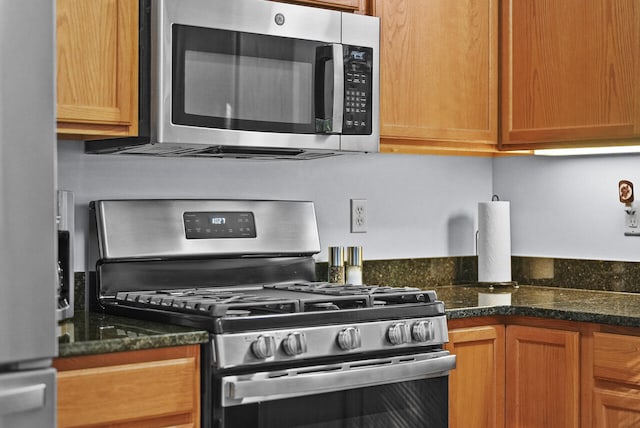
[0,0,58,427]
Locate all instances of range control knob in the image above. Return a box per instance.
[251,335,276,359]
[412,320,435,342]
[282,332,307,356]
[387,322,411,345]
[337,327,362,351]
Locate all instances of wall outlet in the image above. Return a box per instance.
[625,207,640,236]
[350,199,367,233]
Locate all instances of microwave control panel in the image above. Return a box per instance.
[342,46,373,135]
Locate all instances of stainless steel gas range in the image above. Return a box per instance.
[88,199,455,428]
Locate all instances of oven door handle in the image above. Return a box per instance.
[222,351,455,406]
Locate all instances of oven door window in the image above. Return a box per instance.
[172,25,330,134]
[219,377,448,428]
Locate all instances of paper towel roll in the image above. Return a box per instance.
[478,292,512,306]
[477,201,511,283]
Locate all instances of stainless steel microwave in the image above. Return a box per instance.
[87,0,380,159]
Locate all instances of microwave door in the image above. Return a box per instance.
[314,44,344,135]
[163,23,342,152]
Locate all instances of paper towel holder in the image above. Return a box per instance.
[474,194,519,290]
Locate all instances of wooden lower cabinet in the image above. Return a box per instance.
[593,388,640,427]
[447,318,583,428]
[53,345,201,428]
[592,331,640,427]
[448,318,640,428]
[445,325,505,428]
[506,325,580,428]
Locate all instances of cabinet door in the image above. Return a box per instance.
[506,325,580,428]
[501,0,640,149]
[374,0,498,155]
[56,0,138,139]
[445,325,505,428]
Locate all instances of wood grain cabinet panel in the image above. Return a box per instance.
[501,0,640,149]
[445,325,505,428]
[272,0,368,14]
[594,331,640,386]
[593,388,640,427]
[506,325,580,428]
[56,0,138,139]
[53,345,200,428]
[447,319,640,428]
[374,0,499,155]
[592,331,640,427]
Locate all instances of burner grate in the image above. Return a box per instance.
[113,282,439,319]
[116,289,301,317]
[266,282,436,304]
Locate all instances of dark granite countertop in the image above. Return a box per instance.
[436,285,640,327]
[57,311,209,358]
[58,285,640,358]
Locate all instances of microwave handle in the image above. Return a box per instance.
[314,44,344,134]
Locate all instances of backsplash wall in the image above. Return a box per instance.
[494,154,640,262]
[58,140,492,271]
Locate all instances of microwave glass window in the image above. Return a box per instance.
[183,51,312,124]
[173,25,326,134]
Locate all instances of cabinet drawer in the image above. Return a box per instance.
[593,388,640,427]
[56,347,199,427]
[594,332,640,386]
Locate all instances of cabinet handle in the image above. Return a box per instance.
[0,383,46,416]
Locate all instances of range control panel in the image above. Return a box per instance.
[183,211,256,239]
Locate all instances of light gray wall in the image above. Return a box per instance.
[58,141,493,270]
[493,154,640,262]
[60,141,640,268]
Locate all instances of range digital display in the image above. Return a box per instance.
[183,211,256,239]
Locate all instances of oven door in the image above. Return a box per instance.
[217,350,455,428]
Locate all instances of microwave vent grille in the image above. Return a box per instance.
[91,143,343,160]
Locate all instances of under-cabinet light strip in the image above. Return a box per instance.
[534,146,640,156]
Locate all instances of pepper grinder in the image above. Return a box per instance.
[346,246,363,285]
[328,246,345,284]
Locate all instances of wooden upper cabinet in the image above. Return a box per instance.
[374,0,499,155]
[272,0,368,14]
[501,0,640,149]
[56,0,138,139]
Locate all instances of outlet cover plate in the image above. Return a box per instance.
[350,199,367,233]
[625,208,640,236]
